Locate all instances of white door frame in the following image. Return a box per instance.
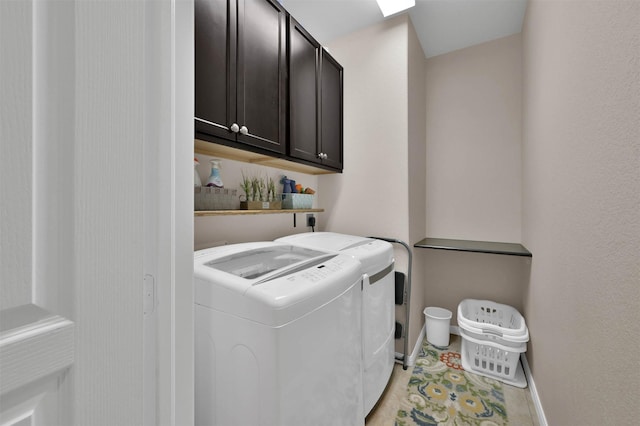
[149,0,195,424]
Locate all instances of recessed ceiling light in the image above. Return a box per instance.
[375,0,415,17]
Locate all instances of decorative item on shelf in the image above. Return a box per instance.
[240,199,283,210]
[253,177,265,203]
[194,158,202,187]
[239,172,282,210]
[267,177,277,202]
[280,177,316,209]
[281,176,295,194]
[281,193,314,209]
[206,158,224,188]
[195,187,239,211]
[240,171,253,201]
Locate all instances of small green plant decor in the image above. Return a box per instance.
[239,171,282,210]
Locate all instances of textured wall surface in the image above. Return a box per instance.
[421,34,527,323]
[522,0,640,424]
[425,34,523,243]
[321,16,409,241]
[323,16,430,353]
[423,250,530,325]
[407,16,427,353]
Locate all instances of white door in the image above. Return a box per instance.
[0,1,75,424]
[1,1,194,424]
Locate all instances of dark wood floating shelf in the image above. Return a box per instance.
[414,238,532,257]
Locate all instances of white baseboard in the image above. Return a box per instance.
[395,324,426,368]
[521,353,548,426]
[407,325,426,366]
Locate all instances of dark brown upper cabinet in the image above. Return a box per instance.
[288,19,320,165]
[195,0,287,155]
[319,49,344,171]
[288,17,343,171]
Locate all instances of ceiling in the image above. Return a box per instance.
[281,0,528,58]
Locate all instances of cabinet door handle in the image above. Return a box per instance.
[230,123,240,133]
[318,153,327,160]
[239,125,249,135]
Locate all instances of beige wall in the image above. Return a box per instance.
[422,34,526,323]
[423,251,529,324]
[407,17,427,353]
[522,1,640,424]
[323,15,426,353]
[425,33,522,243]
[321,16,409,238]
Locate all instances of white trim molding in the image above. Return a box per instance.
[408,324,427,366]
[396,323,427,368]
[521,353,548,426]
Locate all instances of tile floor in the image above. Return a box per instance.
[365,334,540,426]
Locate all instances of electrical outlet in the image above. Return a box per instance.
[306,214,316,227]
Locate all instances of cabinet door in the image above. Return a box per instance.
[288,17,320,164]
[319,48,344,171]
[195,0,236,141]
[236,0,287,154]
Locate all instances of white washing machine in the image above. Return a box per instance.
[194,242,364,426]
[276,232,395,415]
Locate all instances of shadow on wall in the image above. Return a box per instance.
[520,252,533,367]
[422,249,531,325]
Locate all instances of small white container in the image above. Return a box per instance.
[424,307,452,348]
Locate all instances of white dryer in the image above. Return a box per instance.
[194,242,364,426]
[276,232,395,415]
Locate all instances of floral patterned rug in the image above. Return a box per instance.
[395,339,509,426]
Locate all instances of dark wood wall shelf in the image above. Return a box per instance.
[414,238,532,257]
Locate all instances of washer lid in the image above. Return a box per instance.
[194,242,363,326]
[276,232,394,275]
[203,244,327,280]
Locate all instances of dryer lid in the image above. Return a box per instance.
[276,232,394,276]
[278,232,372,251]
